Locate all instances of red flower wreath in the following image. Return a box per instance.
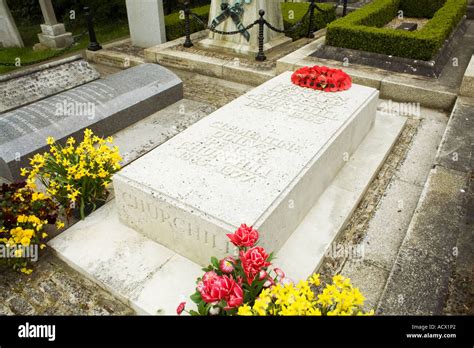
[291,66,352,92]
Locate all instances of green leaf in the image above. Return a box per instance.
[198,301,206,315]
[267,252,276,263]
[189,310,200,316]
[211,257,219,269]
[190,292,202,304]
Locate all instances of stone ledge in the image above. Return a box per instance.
[460,55,474,97]
[86,49,146,70]
[435,97,474,173]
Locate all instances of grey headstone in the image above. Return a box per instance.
[0,63,183,181]
[0,56,100,113]
[0,0,24,48]
[0,157,13,182]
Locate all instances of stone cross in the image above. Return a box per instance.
[39,0,57,25]
[36,0,73,49]
[0,0,24,48]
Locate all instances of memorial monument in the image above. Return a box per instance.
[199,0,291,55]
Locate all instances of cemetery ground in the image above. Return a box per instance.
[0,21,130,75]
[0,0,473,318]
[1,62,472,315]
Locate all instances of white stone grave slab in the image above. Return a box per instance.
[114,72,379,266]
[50,111,406,315]
[126,0,166,48]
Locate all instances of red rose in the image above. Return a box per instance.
[291,65,352,92]
[202,271,218,282]
[198,274,243,310]
[240,247,271,284]
[199,274,234,304]
[226,224,259,248]
[225,282,243,310]
[219,257,236,274]
[176,302,186,315]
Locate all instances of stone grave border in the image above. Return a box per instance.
[0,54,86,83]
[460,54,474,97]
[85,29,460,110]
[143,29,322,86]
[311,17,469,78]
[276,37,459,111]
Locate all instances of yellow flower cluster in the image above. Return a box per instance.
[22,129,122,208]
[1,183,63,275]
[0,215,47,249]
[237,274,374,316]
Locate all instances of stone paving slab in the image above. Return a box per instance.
[361,178,423,272]
[435,97,474,173]
[395,108,448,187]
[315,104,449,313]
[444,173,474,315]
[377,166,469,315]
[338,260,389,311]
[377,247,454,315]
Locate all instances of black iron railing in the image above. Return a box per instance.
[182,0,348,62]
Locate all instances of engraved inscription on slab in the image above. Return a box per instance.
[114,71,379,266]
[0,58,100,113]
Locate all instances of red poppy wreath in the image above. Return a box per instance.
[291,66,352,92]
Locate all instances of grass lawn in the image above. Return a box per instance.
[0,2,332,75]
[0,21,130,75]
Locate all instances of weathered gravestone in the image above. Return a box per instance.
[199,0,291,55]
[0,64,183,180]
[126,0,167,48]
[114,71,379,266]
[0,0,24,48]
[0,56,100,113]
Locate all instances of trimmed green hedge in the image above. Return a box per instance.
[399,0,446,18]
[326,0,467,61]
[165,4,210,41]
[281,2,336,40]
